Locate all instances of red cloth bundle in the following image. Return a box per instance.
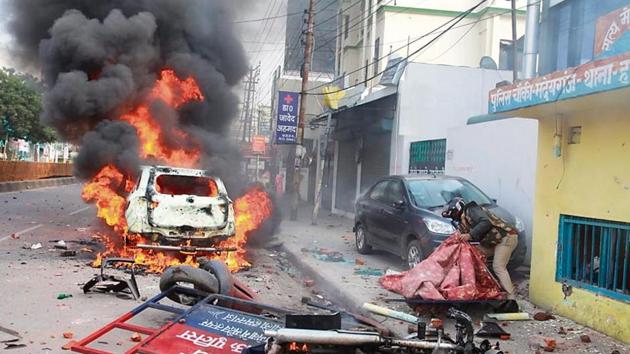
[380,233,506,300]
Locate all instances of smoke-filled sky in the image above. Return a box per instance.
[0,0,289,196]
[0,0,288,107]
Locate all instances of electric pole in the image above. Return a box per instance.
[290,0,315,220]
[241,64,260,143]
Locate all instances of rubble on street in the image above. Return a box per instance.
[276,205,629,353]
[1,0,629,352]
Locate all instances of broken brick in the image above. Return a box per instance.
[62,340,77,350]
[355,258,366,265]
[544,338,557,348]
[534,312,555,321]
[580,334,591,343]
[303,279,315,287]
[63,332,73,339]
[131,332,142,342]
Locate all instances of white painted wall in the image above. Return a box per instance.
[386,63,538,263]
[445,118,538,262]
[390,62,512,174]
[338,0,526,86]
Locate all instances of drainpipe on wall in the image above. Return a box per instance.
[523,0,541,79]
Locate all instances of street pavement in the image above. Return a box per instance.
[278,204,629,353]
[0,184,312,353]
[0,184,627,353]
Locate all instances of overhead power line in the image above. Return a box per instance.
[305,0,489,95]
[234,11,302,24]
[306,0,536,95]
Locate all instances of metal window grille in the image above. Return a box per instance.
[557,215,630,302]
[408,139,446,175]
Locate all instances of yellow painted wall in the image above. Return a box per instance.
[530,108,630,343]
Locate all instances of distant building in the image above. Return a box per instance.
[336,0,526,86]
[284,0,338,75]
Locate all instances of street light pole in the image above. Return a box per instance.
[290,0,315,221]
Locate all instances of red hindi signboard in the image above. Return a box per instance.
[251,136,267,154]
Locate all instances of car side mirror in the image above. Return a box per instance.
[492,198,497,204]
[393,200,406,209]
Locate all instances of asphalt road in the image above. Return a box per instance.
[0,184,312,353]
[0,184,94,245]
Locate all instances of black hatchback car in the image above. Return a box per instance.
[354,175,527,269]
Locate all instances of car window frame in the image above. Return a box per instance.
[404,177,494,209]
[368,180,390,204]
[385,179,405,205]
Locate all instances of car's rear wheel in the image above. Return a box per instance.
[406,239,424,269]
[355,224,372,254]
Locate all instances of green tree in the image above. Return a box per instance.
[0,67,56,147]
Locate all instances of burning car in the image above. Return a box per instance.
[125,165,236,247]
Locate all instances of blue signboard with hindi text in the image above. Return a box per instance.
[275,91,299,144]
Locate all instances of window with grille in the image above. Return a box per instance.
[408,139,446,175]
[557,215,629,302]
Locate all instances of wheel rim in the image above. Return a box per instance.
[408,246,421,268]
[356,227,365,249]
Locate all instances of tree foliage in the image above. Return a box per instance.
[0,67,56,143]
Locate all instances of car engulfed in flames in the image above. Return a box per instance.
[126,165,236,244]
[78,68,274,273]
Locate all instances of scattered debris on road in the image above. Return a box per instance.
[302,247,349,262]
[4,342,27,350]
[30,242,42,250]
[486,312,530,321]
[60,250,76,257]
[57,293,72,300]
[528,335,558,352]
[362,302,419,323]
[82,258,140,300]
[61,340,77,350]
[475,321,510,339]
[0,326,21,339]
[354,267,384,276]
[534,311,556,321]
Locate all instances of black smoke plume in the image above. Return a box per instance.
[7,0,249,192]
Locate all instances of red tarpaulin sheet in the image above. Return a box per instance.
[380,233,506,300]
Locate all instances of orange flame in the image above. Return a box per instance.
[221,186,273,270]
[120,69,202,167]
[81,69,273,273]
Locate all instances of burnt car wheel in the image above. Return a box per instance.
[160,265,219,305]
[355,224,372,254]
[199,259,233,295]
[406,239,424,269]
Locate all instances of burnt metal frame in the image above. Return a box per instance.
[82,258,140,300]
